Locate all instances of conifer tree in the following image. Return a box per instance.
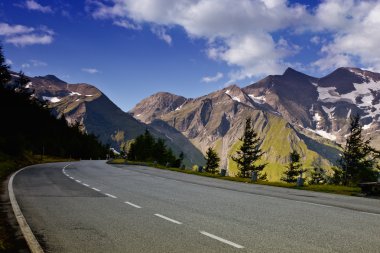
[0,45,11,86]
[232,117,266,178]
[205,147,220,174]
[339,114,378,185]
[281,150,303,183]
[308,167,327,185]
[126,130,179,167]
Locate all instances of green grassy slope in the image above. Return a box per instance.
[226,114,339,181]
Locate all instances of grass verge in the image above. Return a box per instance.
[109,159,361,196]
[0,152,75,252]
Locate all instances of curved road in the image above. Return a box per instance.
[12,161,380,252]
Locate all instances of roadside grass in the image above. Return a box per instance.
[109,159,361,196]
[0,153,75,252]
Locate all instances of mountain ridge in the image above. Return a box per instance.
[131,67,380,180]
[8,72,205,166]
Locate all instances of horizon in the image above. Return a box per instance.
[2,0,380,111]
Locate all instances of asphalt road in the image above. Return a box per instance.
[12,161,380,252]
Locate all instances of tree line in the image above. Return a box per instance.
[127,130,184,168]
[203,116,380,186]
[0,46,109,160]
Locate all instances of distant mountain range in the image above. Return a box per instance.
[131,67,380,180]
[10,67,380,180]
[8,72,205,166]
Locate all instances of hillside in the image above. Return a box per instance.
[0,77,108,160]
[131,85,340,181]
[130,67,380,180]
[10,73,204,166]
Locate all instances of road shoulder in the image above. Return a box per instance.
[0,174,29,252]
[8,167,45,253]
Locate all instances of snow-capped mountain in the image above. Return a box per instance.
[130,67,380,180]
[243,67,380,147]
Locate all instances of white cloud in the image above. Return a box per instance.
[113,20,141,30]
[0,23,34,36]
[0,22,54,47]
[310,36,320,45]
[151,26,172,45]
[25,0,53,13]
[202,72,223,83]
[21,63,31,69]
[6,34,53,47]
[87,0,380,78]
[82,68,100,74]
[311,0,380,72]
[21,59,47,69]
[5,59,13,65]
[87,0,310,79]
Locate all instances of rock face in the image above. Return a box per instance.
[131,67,380,180]
[15,74,204,166]
[243,67,380,147]
[131,85,338,181]
[131,92,188,123]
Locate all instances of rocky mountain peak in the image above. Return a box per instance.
[130,91,187,123]
[37,74,67,85]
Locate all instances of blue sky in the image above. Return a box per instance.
[1,0,380,111]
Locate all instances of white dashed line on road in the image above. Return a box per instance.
[82,183,90,187]
[359,211,380,216]
[200,231,244,249]
[92,187,101,192]
[154,214,182,224]
[104,193,117,199]
[124,201,142,209]
[75,180,81,183]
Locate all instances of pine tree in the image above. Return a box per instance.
[0,45,11,86]
[308,167,327,185]
[339,114,378,185]
[205,147,220,174]
[232,117,266,178]
[172,152,184,168]
[281,150,303,183]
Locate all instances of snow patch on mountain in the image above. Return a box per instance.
[304,127,337,141]
[347,109,352,119]
[224,89,241,103]
[43,96,61,103]
[248,94,266,104]
[322,105,335,120]
[25,82,32,88]
[363,122,373,130]
[313,113,322,128]
[318,79,380,120]
[69,91,82,96]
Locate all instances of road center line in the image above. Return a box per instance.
[69,177,74,179]
[200,231,244,249]
[104,193,117,199]
[154,214,182,224]
[359,211,380,216]
[124,201,142,208]
[75,180,81,183]
[292,200,332,208]
[92,187,101,192]
[82,183,90,187]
